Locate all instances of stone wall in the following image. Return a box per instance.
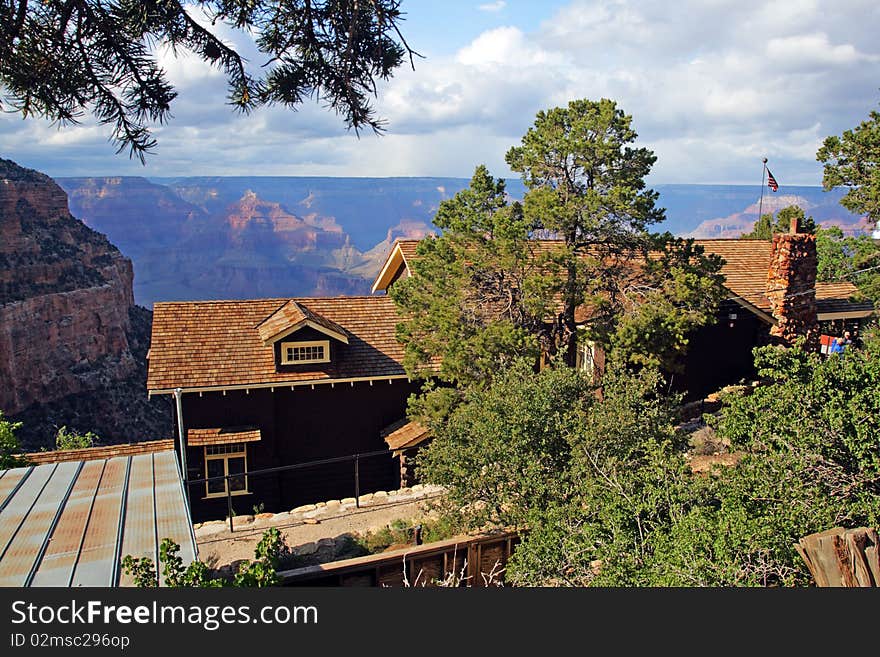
[766,222,819,349]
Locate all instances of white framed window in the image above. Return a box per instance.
[204,443,250,499]
[280,339,330,365]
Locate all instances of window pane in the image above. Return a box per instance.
[284,343,327,362]
[206,459,225,494]
[227,457,247,492]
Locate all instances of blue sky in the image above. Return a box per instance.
[2,0,879,185]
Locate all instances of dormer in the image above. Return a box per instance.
[257,300,349,368]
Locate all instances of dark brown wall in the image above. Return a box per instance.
[179,379,421,521]
[673,303,770,401]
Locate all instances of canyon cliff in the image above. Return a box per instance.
[0,158,171,449]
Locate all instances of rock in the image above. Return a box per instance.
[302,518,320,525]
[411,484,424,492]
[294,542,318,556]
[315,502,327,508]
[292,504,317,514]
[194,523,228,538]
[231,514,254,525]
[317,538,336,549]
[341,497,356,505]
[358,493,375,504]
[325,500,342,509]
[0,159,137,416]
[387,490,399,497]
[255,512,274,520]
[302,508,324,519]
[373,490,389,499]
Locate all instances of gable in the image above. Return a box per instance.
[257,299,349,345]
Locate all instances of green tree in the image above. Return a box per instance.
[427,341,880,586]
[817,103,880,228]
[504,98,724,367]
[816,226,880,305]
[0,1,417,160]
[393,101,725,391]
[741,205,817,239]
[0,410,28,469]
[390,165,546,393]
[54,425,99,450]
[415,360,593,530]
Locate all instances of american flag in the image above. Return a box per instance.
[766,168,779,192]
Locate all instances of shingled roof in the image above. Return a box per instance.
[692,239,873,318]
[380,419,430,454]
[147,296,407,393]
[374,237,874,321]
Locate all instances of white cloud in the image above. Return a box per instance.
[6,0,880,184]
[766,32,879,67]
[478,1,506,12]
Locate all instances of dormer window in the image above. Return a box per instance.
[281,340,330,365]
[256,299,349,370]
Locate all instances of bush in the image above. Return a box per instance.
[55,426,99,450]
[122,528,291,587]
[0,411,27,469]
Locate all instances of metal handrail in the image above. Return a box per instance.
[184,448,398,532]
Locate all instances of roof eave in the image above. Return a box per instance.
[260,318,349,346]
[148,373,413,396]
[371,242,406,293]
[817,309,876,320]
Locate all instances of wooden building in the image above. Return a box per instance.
[372,228,875,401]
[147,296,421,521]
[147,226,875,522]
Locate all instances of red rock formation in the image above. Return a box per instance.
[0,158,137,415]
[225,190,347,253]
[766,217,819,349]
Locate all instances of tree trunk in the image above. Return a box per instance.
[795,527,880,587]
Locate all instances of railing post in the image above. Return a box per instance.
[227,481,234,533]
[355,454,360,508]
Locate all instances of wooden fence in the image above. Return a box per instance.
[279,530,520,587]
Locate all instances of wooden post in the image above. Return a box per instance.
[796,527,880,587]
[354,454,360,508]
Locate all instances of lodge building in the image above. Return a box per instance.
[147,223,875,520]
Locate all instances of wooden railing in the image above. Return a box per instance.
[279,530,520,587]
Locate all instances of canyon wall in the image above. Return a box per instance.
[0,158,171,448]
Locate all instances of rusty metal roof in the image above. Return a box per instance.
[0,450,196,587]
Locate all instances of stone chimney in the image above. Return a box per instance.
[766,216,819,348]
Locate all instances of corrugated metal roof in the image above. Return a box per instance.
[0,450,196,587]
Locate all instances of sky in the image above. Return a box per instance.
[1,0,879,185]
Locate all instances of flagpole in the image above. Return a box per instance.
[758,157,767,222]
